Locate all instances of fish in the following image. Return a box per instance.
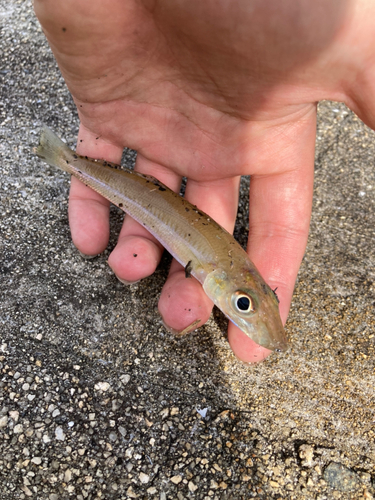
[34,126,287,352]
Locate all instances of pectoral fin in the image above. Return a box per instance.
[185,260,193,278]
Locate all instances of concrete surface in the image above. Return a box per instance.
[0,1,374,499]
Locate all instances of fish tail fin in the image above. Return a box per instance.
[34,125,73,174]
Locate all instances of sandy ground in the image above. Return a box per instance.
[0,2,374,499]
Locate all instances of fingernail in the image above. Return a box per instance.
[117,276,140,285]
[79,251,98,259]
[232,353,258,365]
[160,316,201,337]
[231,350,269,365]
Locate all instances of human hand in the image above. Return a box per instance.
[34,0,375,362]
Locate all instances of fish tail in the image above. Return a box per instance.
[34,125,73,174]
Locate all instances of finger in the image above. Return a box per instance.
[228,105,317,362]
[107,153,182,282]
[69,124,124,257]
[158,176,241,333]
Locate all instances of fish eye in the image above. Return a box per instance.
[232,291,255,314]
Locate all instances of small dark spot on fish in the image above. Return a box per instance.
[188,233,191,237]
[85,156,88,160]
[96,136,100,140]
[80,139,83,143]
[262,283,269,295]
[230,261,233,269]
[65,160,69,164]
[185,207,190,212]
[194,209,205,217]
[62,27,67,32]
[73,154,78,159]
[133,254,137,257]
[119,203,123,208]
[79,105,83,108]
[158,186,166,191]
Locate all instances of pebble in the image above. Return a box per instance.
[188,481,198,492]
[139,472,150,484]
[170,475,182,484]
[323,462,359,492]
[55,427,65,441]
[120,374,130,385]
[299,444,314,467]
[197,407,208,418]
[0,416,8,428]
[21,485,32,497]
[9,410,19,421]
[94,381,111,391]
[160,408,169,419]
[109,432,117,442]
[126,486,138,498]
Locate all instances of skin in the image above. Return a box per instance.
[34,0,375,362]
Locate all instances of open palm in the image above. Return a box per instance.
[35,0,375,361]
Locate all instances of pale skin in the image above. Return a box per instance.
[34,0,375,362]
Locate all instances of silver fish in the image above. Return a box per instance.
[35,126,287,351]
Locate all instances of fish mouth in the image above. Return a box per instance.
[247,316,288,352]
[270,336,289,352]
[258,330,288,352]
